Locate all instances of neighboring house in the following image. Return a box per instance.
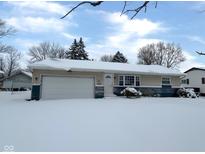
[29,59,184,100]
[181,67,205,95]
[2,70,32,91]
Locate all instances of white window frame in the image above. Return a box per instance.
[118,75,124,86]
[125,75,135,86]
[161,77,171,85]
[135,76,140,86]
[117,75,140,87]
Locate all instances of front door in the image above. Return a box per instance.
[104,74,114,97]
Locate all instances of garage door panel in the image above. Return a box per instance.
[41,76,94,99]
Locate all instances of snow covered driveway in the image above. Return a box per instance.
[1,91,205,152]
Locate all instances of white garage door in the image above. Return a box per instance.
[41,76,95,99]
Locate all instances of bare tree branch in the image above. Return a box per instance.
[0,44,21,77]
[61,1,158,20]
[0,19,16,39]
[120,1,127,16]
[196,51,205,55]
[137,42,186,68]
[155,1,158,8]
[122,1,150,19]
[61,1,104,19]
[29,42,68,63]
[100,54,113,62]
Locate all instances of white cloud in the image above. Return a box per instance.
[6,17,74,33]
[86,11,165,63]
[186,35,205,45]
[183,51,196,61]
[106,12,165,37]
[105,12,165,47]
[62,32,89,42]
[180,60,205,72]
[8,1,68,16]
[14,39,39,49]
[5,1,77,34]
[191,1,205,12]
[179,51,205,72]
[62,33,77,40]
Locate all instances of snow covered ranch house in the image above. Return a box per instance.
[29,59,184,100]
[2,70,32,91]
[181,67,205,96]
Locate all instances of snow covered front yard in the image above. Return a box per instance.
[1,91,205,152]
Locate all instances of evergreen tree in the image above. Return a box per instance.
[112,51,128,63]
[65,39,78,59]
[77,37,89,60]
[66,38,89,60]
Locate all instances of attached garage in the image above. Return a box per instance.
[41,76,95,100]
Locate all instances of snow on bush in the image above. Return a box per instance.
[177,88,198,98]
[121,87,142,98]
[185,88,197,98]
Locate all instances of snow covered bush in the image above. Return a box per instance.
[121,87,142,98]
[177,88,198,98]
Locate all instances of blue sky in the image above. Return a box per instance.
[1,1,205,71]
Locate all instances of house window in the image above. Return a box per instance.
[187,79,189,85]
[202,78,205,84]
[119,76,124,86]
[162,77,171,85]
[136,76,140,86]
[125,76,134,86]
[181,79,187,84]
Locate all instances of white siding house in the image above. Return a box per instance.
[181,67,205,95]
[2,71,32,91]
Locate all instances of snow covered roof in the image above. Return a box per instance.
[21,71,32,77]
[2,70,32,81]
[184,67,205,73]
[29,58,184,76]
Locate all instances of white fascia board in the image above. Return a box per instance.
[30,66,184,77]
[70,68,184,76]
[30,66,71,72]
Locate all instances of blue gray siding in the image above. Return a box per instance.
[95,86,104,98]
[113,86,179,97]
[31,85,40,100]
